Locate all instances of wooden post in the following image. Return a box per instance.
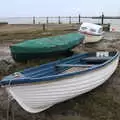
[33,16,35,24]
[69,16,71,24]
[101,12,104,25]
[78,14,81,24]
[58,16,60,24]
[43,24,45,31]
[108,23,110,31]
[46,17,48,24]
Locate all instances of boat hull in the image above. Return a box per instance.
[10,33,84,61]
[6,55,119,113]
[83,34,103,43]
[11,50,74,61]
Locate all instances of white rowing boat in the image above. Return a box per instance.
[78,22,104,43]
[0,51,119,113]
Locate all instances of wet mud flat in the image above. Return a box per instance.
[0,32,120,120]
[0,44,11,59]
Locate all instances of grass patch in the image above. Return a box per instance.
[0,29,76,43]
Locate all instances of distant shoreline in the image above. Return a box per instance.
[0,17,120,25]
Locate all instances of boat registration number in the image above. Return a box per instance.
[96,52,109,57]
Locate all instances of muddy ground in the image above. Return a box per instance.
[0,30,120,120]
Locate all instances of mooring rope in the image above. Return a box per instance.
[7,94,11,120]
[6,78,14,120]
[6,72,22,120]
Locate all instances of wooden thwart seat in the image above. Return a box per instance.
[81,57,112,61]
[56,64,94,67]
[81,56,112,63]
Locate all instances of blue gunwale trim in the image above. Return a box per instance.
[1,51,119,86]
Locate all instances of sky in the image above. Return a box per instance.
[0,0,120,17]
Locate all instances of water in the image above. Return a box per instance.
[0,17,120,25]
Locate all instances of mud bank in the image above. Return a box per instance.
[0,32,120,120]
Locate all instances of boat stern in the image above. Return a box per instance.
[83,34,103,43]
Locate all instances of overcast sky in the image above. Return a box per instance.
[0,0,120,17]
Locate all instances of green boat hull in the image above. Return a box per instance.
[10,33,84,61]
[11,51,74,61]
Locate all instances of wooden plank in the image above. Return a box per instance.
[81,57,112,61]
[56,64,94,67]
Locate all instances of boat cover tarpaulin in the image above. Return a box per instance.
[10,33,85,53]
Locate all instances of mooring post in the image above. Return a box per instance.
[101,12,104,25]
[33,16,35,24]
[108,23,110,31]
[58,16,60,24]
[46,17,48,24]
[43,24,46,31]
[69,16,71,24]
[78,14,81,24]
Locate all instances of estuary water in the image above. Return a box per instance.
[0,17,120,25]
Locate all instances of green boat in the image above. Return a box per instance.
[10,33,85,61]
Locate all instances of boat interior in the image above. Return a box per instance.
[21,52,115,78]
